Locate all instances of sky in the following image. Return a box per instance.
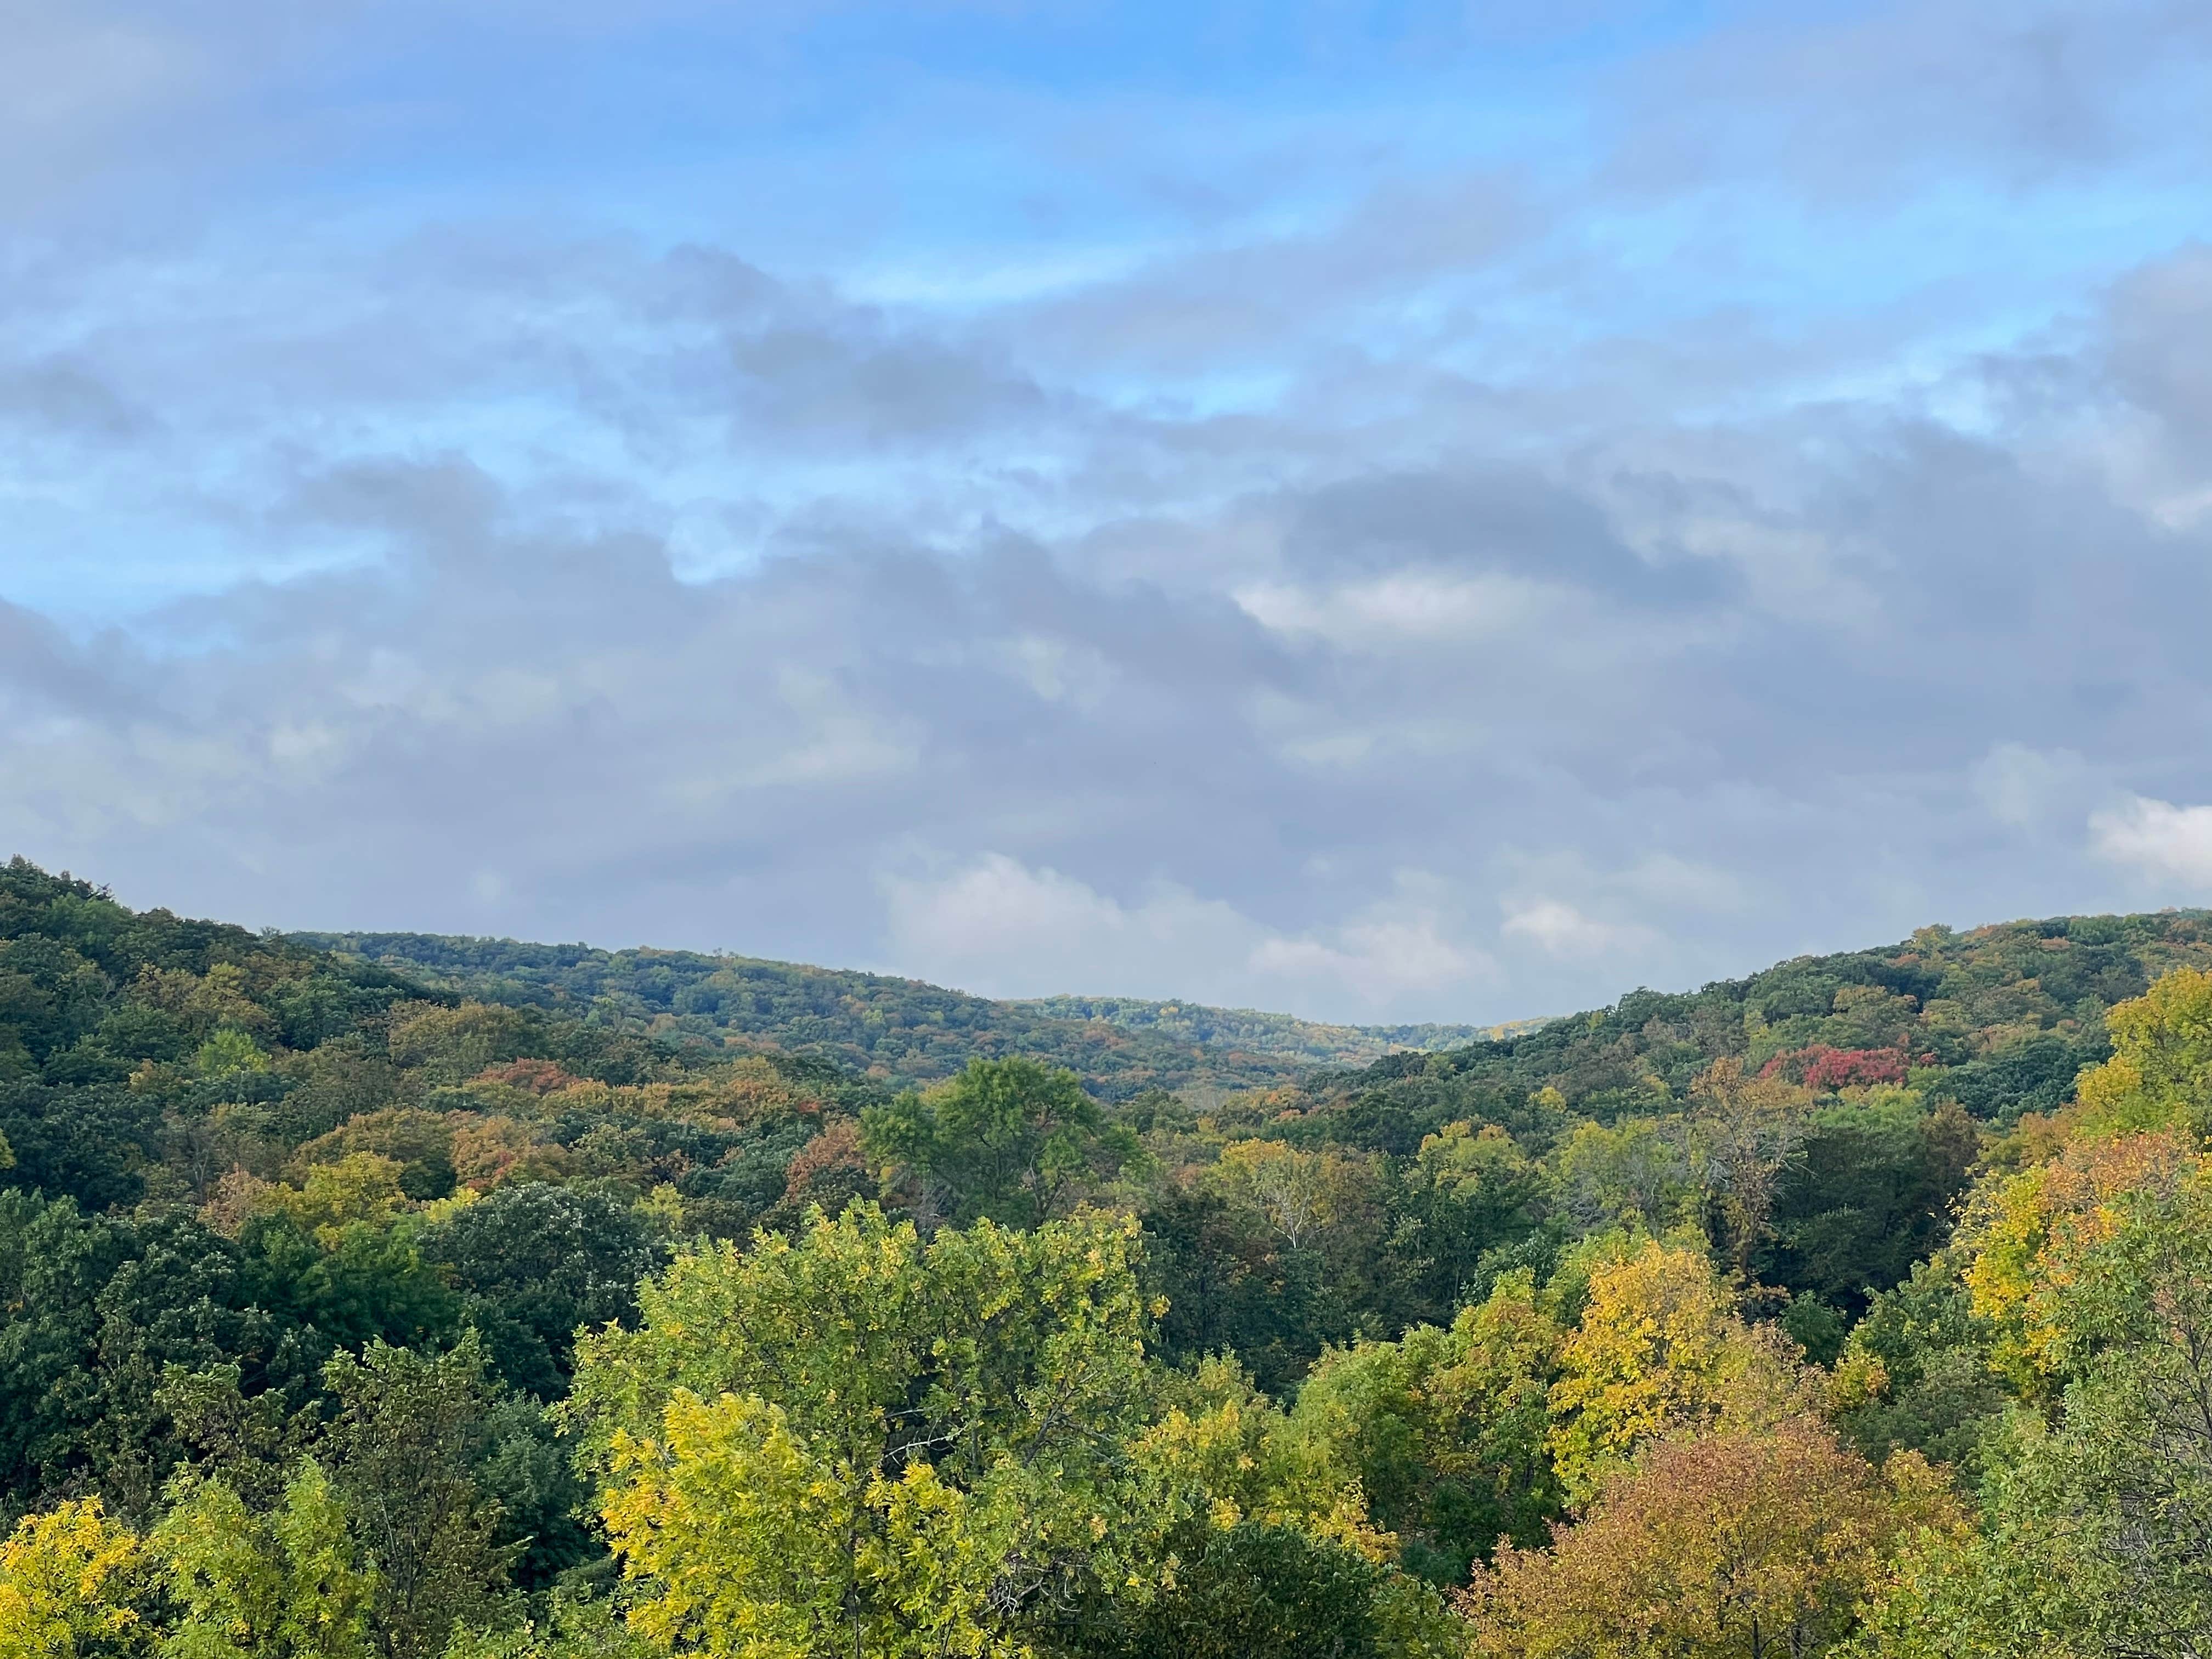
[3,0,2211,1024]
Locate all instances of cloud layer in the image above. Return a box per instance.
[2,1,2210,1020]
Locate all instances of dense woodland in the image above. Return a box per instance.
[290,932,1498,1097]
[6,853,2211,1657]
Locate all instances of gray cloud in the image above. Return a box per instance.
[4,240,2208,1021]
[1602,0,2212,200]
[2,1,2209,1019]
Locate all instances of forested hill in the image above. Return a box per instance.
[1011,994,1533,1064]
[14,856,2212,1655]
[1251,908,2212,1152]
[288,930,1500,1096]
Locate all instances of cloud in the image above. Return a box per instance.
[3,253,2208,1019]
[880,855,1250,998]
[1233,569,1555,649]
[1604,0,2212,201]
[1248,915,1496,1008]
[2090,795,2212,891]
[883,855,1493,1011]
[1973,743,2093,830]
[0,1,2207,1024]
[1500,899,1652,961]
[1615,855,1747,915]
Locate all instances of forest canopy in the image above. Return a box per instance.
[288,929,1503,1099]
[5,854,2212,1656]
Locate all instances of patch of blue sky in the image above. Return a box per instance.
[0,505,364,630]
[9,0,2208,623]
[216,5,1621,272]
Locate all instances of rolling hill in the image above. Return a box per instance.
[287,930,1530,1098]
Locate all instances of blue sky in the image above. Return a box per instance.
[4,0,2211,1020]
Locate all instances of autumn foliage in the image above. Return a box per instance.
[9,860,2212,1656]
[1466,1424,1956,1659]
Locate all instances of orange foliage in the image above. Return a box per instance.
[475,1057,580,1094]
[452,1116,574,1191]
[1467,1424,1956,1659]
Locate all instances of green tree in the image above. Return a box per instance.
[1759,1094,1980,1317]
[0,1191,337,1522]
[439,1598,647,1659]
[1689,1059,1814,1280]
[1829,1256,2005,1476]
[1380,1121,1544,1328]
[1288,1268,1565,1582]
[1549,1118,1692,1235]
[319,1337,518,1659]
[860,1058,1138,1229]
[425,1183,658,1397]
[1045,1520,1460,1659]
[565,1203,1171,1658]
[1866,1153,2212,1657]
[151,1461,376,1659]
[1138,1186,1351,1397]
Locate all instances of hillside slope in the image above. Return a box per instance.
[290,931,1513,1096]
[10,883,2211,1652]
[284,911,2212,1119]
[1256,909,2212,1152]
[1008,994,1538,1064]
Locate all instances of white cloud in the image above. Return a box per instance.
[2,4,2209,1028]
[1233,569,1552,648]
[879,854,1492,1012]
[2090,794,2212,889]
[1250,916,1486,1002]
[1500,896,1651,960]
[880,854,1264,998]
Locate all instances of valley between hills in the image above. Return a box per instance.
[5,854,2209,1656]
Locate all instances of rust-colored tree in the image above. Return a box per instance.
[1465,1422,1955,1659]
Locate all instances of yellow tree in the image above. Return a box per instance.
[1957,1127,2195,1391]
[1547,1238,1815,1503]
[2072,966,2212,1138]
[1880,1136,2212,1657]
[0,1500,144,1659]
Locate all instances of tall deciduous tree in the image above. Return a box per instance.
[0,1499,144,1659]
[1868,1148,2212,1658]
[565,1203,1172,1659]
[151,1460,376,1659]
[318,1336,517,1659]
[1547,1237,1814,1503]
[1207,1140,1370,1252]
[1689,1059,1813,1280]
[2072,964,2212,1137]
[860,1059,1138,1229]
[1288,1268,1565,1581]
[1468,1424,1955,1659]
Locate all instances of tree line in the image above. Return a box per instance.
[3,855,2210,1655]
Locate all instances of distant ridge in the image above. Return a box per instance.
[1008,995,1546,1065]
[287,930,1539,1098]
